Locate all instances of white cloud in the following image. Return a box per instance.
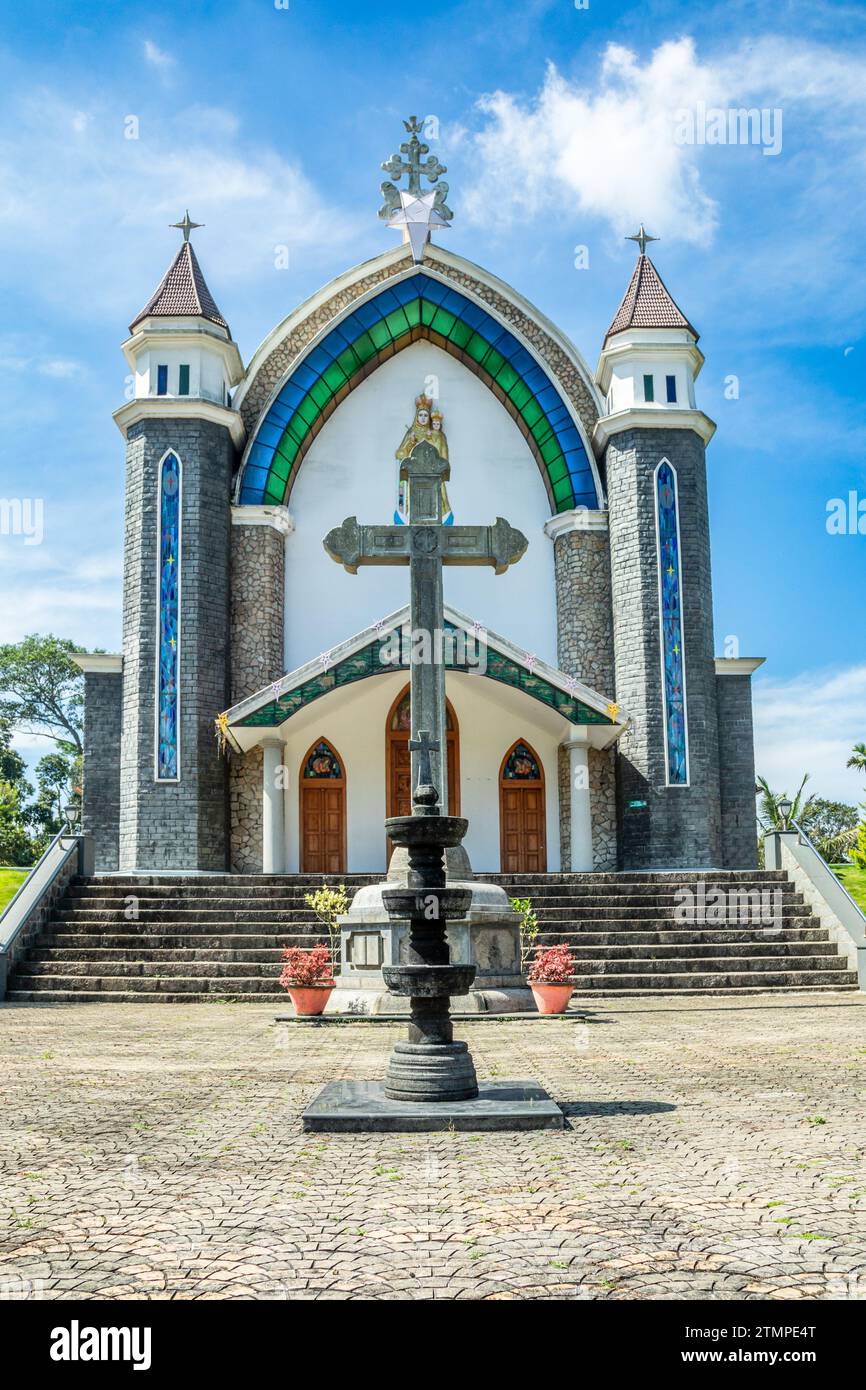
[0,86,361,330]
[143,40,175,72]
[464,36,866,248]
[753,663,866,806]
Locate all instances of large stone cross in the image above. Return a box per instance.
[323,441,527,808]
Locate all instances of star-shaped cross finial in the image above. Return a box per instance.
[170,210,204,243]
[626,224,659,257]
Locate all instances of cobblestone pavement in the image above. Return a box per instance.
[1,995,865,1301]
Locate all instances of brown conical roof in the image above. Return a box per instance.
[604,254,697,344]
[130,241,229,333]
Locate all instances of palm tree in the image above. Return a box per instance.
[846,742,866,775]
[756,773,815,834]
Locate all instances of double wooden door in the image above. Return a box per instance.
[299,739,346,874]
[386,688,458,848]
[499,740,547,873]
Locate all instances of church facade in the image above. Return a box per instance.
[77,133,762,879]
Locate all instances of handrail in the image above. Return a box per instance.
[790,818,866,930]
[0,827,66,930]
[0,829,82,954]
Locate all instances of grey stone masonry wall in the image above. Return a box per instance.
[119,418,235,871]
[589,746,617,871]
[606,427,722,869]
[82,672,122,871]
[552,529,614,695]
[228,521,286,872]
[716,673,759,868]
[229,523,285,702]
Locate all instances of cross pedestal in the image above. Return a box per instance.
[303,443,563,1130]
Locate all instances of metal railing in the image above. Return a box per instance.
[0,829,87,995]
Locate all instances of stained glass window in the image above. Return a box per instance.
[665,374,677,403]
[238,271,597,515]
[390,689,453,731]
[502,742,542,780]
[156,452,181,780]
[656,460,689,785]
[156,364,168,396]
[303,741,342,778]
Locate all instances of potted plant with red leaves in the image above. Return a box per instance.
[279,945,335,1016]
[527,944,575,1015]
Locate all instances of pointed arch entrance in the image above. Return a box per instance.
[386,685,459,840]
[299,738,346,874]
[499,740,547,873]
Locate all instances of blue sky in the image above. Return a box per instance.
[0,0,864,801]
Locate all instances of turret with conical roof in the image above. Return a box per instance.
[114,215,244,443]
[594,229,713,452]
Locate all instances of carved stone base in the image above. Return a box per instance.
[384,1039,478,1102]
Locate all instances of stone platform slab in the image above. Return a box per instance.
[302,1078,564,1132]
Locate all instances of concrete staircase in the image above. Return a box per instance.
[4,869,859,1002]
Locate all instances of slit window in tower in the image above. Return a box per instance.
[655,460,689,786]
[643,373,654,403]
[178,364,190,396]
[666,374,677,403]
[156,452,181,780]
[156,364,168,396]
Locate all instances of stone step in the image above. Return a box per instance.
[5,990,287,1004]
[24,939,841,966]
[10,973,294,995]
[31,925,834,953]
[569,969,859,990]
[50,900,817,922]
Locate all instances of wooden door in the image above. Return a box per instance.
[499,740,546,873]
[386,687,458,852]
[300,739,346,874]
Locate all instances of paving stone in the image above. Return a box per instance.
[0,994,864,1300]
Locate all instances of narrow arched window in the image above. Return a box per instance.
[156,451,181,780]
[655,459,689,786]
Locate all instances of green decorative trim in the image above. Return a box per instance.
[235,626,612,730]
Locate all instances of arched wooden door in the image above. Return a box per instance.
[299,739,346,874]
[499,740,547,873]
[386,686,459,834]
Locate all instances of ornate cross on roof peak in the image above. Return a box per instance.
[170,210,204,243]
[379,116,454,257]
[626,224,659,257]
[382,116,447,195]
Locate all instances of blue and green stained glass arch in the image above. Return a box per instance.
[238,271,599,514]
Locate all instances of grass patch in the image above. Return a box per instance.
[0,867,29,913]
[833,864,866,913]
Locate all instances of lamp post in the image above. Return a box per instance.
[778,797,793,832]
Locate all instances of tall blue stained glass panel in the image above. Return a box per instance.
[655,460,689,785]
[156,452,181,780]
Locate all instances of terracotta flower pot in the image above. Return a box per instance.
[528,981,574,1015]
[286,984,335,1016]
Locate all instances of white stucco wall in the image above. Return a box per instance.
[283,340,558,672]
[279,667,569,873]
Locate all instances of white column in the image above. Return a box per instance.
[566,737,593,872]
[261,738,286,874]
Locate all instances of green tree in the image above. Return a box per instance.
[847,742,866,775]
[800,797,860,862]
[0,780,36,866]
[0,716,31,796]
[0,634,84,756]
[27,750,81,839]
[756,773,815,834]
